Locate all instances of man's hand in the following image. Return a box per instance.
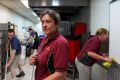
[5,63,10,68]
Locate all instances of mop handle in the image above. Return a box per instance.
[4,51,8,80]
[31,49,37,80]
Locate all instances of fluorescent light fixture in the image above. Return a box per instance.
[52,0,59,6]
[10,25,14,29]
[33,12,37,16]
[20,0,30,8]
[41,0,47,6]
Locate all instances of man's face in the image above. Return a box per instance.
[41,14,57,36]
[8,32,14,40]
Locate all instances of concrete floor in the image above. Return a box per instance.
[5,58,78,80]
[6,58,35,80]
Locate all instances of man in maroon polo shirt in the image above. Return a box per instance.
[75,28,114,80]
[29,9,70,80]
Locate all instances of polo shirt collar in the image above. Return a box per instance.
[46,32,59,40]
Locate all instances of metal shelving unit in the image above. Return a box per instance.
[67,62,78,80]
[0,23,8,80]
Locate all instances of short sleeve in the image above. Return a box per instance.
[12,39,18,50]
[54,41,70,72]
[86,39,100,53]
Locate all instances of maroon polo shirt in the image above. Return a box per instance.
[77,36,101,66]
[35,32,70,80]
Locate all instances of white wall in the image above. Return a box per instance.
[90,0,111,80]
[109,0,120,64]
[0,3,33,40]
[90,0,111,35]
[34,22,43,35]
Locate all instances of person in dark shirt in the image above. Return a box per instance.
[75,28,114,80]
[28,27,39,49]
[29,9,70,80]
[6,29,25,80]
[27,27,39,56]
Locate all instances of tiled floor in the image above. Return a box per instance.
[6,58,78,80]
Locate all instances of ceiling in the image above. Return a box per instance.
[0,0,89,23]
[0,0,39,23]
[28,0,89,21]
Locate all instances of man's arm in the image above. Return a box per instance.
[6,40,10,51]
[6,49,16,68]
[28,36,35,43]
[43,71,67,80]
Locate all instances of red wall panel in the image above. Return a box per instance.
[68,39,80,63]
[73,23,86,36]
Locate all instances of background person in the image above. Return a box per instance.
[6,29,25,79]
[75,28,114,80]
[26,27,39,57]
[29,9,70,80]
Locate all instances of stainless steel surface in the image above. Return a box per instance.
[0,24,8,30]
[29,0,89,6]
[0,23,8,80]
[28,0,89,20]
[108,62,120,80]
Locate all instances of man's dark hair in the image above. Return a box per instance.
[28,27,32,32]
[7,29,15,33]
